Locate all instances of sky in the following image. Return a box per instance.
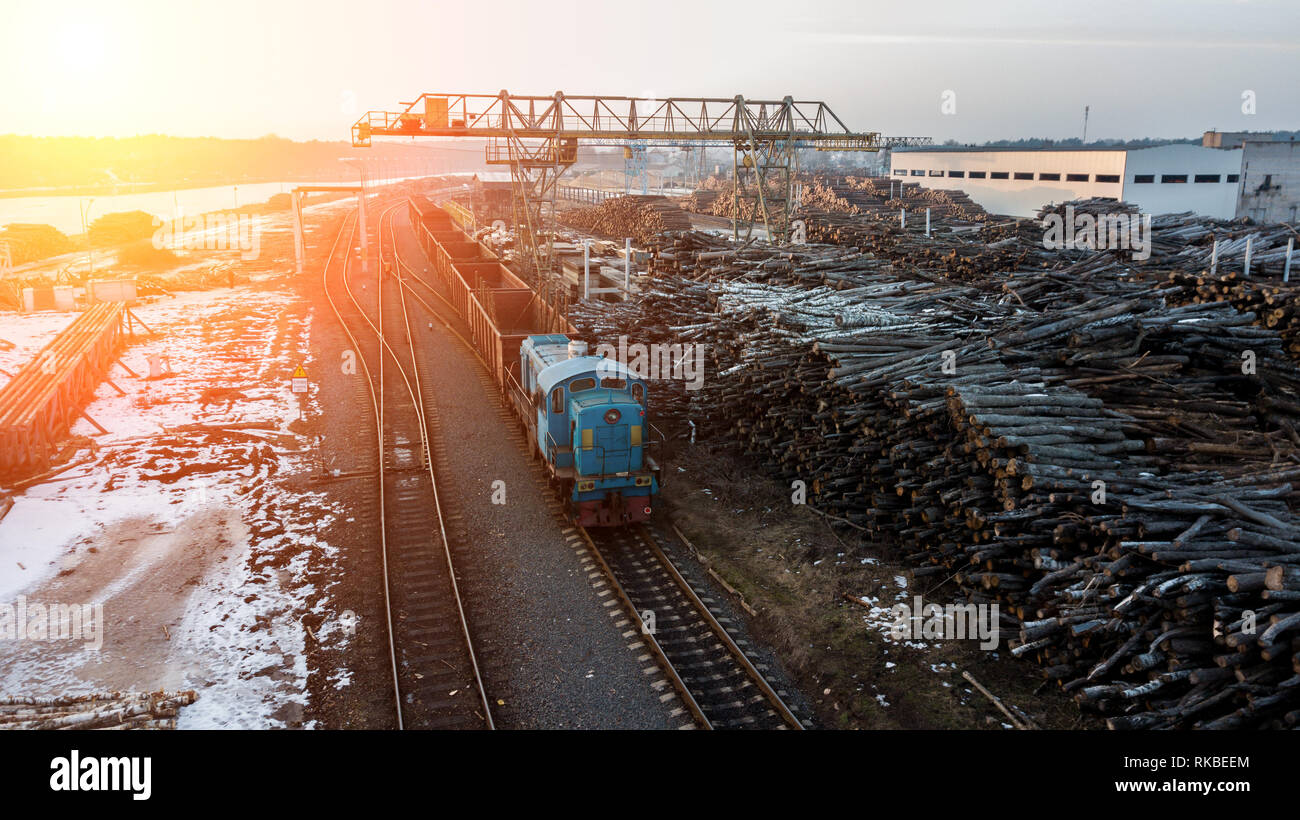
[1,0,1297,144]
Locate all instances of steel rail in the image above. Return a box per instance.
[388,204,715,728]
[318,210,405,728]
[379,201,495,729]
[575,526,713,729]
[633,525,804,730]
[390,202,798,729]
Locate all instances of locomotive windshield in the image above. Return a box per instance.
[570,377,597,392]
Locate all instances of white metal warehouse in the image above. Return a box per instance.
[890,144,1243,218]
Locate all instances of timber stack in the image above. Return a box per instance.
[563,195,693,244]
[570,222,1300,729]
[0,302,127,479]
[0,691,198,729]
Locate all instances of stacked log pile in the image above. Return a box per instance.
[885,184,989,222]
[569,232,1300,728]
[677,189,721,213]
[800,177,884,215]
[809,175,991,223]
[1160,222,1297,273]
[0,691,198,729]
[1162,268,1300,359]
[797,212,1045,281]
[562,195,693,244]
[1036,197,1141,221]
[1149,221,1300,362]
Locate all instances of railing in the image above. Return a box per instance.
[484,137,577,166]
[443,201,476,232]
[559,186,617,205]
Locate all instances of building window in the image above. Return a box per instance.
[928,170,944,177]
[1066,173,1089,182]
[1193,174,1221,183]
[1095,174,1120,184]
[1014,172,1033,180]
[991,171,1009,180]
[910,170,924,176]
[1161,174,1188,183]
[1227,174,1240,183]
[1133,174,1155,183]
[894,169,908,176]
[1039,173,1061,181]
[948,170,965,178]
[968,171,986,179]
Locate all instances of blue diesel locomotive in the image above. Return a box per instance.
[516,335,659,527]
[408,196,658,528]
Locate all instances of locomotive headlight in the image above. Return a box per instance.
[577,480,595,492]
[635,476,651,486]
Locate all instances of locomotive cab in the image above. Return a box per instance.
[520,335,659,526]
[569,387,657,525]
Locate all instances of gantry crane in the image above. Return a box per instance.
[350,90,928,294]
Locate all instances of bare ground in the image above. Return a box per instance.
[659,439,1097,730]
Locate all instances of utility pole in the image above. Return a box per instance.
[340,158,370,274]
[80,198,95,277]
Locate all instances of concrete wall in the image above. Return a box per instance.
[1238,140,1300,223]
[1121,144,1242,219]
[891,145,1243,218]
[890,150,1125,217]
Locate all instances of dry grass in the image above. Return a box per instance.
[660,441,1093,730]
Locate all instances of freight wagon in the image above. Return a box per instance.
[406,196,660,525]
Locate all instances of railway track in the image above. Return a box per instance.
[384,199,808,729]
[321,202,493,730]
[581,524,809,729]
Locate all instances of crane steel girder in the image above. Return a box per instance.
[351,91,883,149]
[349,91,914,306]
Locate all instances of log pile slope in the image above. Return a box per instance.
[562,195,693,244]
[570,215,1300,729]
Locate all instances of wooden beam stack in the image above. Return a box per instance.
[0,302,125,479]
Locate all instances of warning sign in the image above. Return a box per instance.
[291,365,309,394]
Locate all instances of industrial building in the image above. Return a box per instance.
[891,144,1243,219]
[1238,139,1300,224]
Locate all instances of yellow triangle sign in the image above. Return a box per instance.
[292,365,308,379]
